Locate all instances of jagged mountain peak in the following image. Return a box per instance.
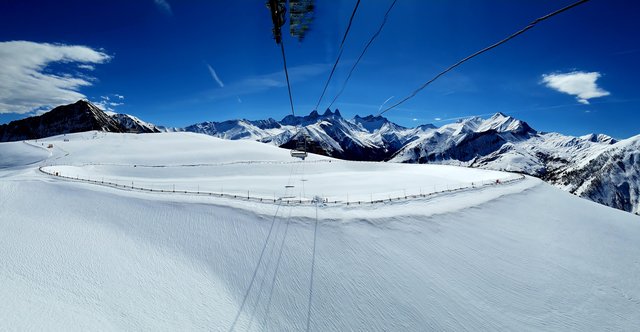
[0,100,162,142]
[0,100,123,142]
[353,114,391,132]
[417,123,437,130]
[455,116,482,124]
[446,112,533,135]
[489,112,508,120]
[60,99,109,119]
[580,133,617,145]
[478,112,535,135]
[354,114,385,121]
[281,108,345,126]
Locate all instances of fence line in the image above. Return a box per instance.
[39,166,525,207]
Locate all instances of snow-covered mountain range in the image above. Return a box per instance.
[175,108,639,215]
[182,109,437,161]
[1,100,637,214]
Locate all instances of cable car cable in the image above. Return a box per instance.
[228,161,299,331]
[314,0,361,111]
[305,200,320,332]
[280,40,296,117]
[378,0,590,116]
[258,203,294,330]
[227,199,283,332]
[327,0,397,110]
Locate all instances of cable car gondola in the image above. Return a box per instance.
[290,133,308,160]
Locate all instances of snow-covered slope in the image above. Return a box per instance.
[1,132,639,330]
[387,113,640,214]
[106,111,160,133]
[390,113,536,164]
[547,135,640,214]
[33,131,513,202]
[466,132,613,176]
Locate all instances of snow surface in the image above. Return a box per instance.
[1,131,640,331]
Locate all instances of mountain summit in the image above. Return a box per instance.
[0,100,158,142]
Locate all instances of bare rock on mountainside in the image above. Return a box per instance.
[0,100,158,142]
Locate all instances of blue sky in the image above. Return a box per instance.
[0,0,639,138]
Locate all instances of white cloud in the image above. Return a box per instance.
[434,117,442,121]
[78,64,95,70]
[206,63,225,88]
[0,40,111,114]
[92,101,109,111]
[541,71,610,105]
[154,0,172,15]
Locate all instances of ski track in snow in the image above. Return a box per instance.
[1,131,639,331]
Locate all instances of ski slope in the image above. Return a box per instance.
[1,132,639,331]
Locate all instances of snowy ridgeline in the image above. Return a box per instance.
[1,131,639,331]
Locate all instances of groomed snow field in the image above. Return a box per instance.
[1,132,639,331]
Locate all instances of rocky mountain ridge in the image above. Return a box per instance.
[0,100,158,142]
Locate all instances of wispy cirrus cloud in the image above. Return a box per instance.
[206,63,225,88]
[202,63,330,101]
[154,0,172,15]
[0,40,111,114]
[378,95,394,112]
[78,64,95,71]
[541,71,610,105]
